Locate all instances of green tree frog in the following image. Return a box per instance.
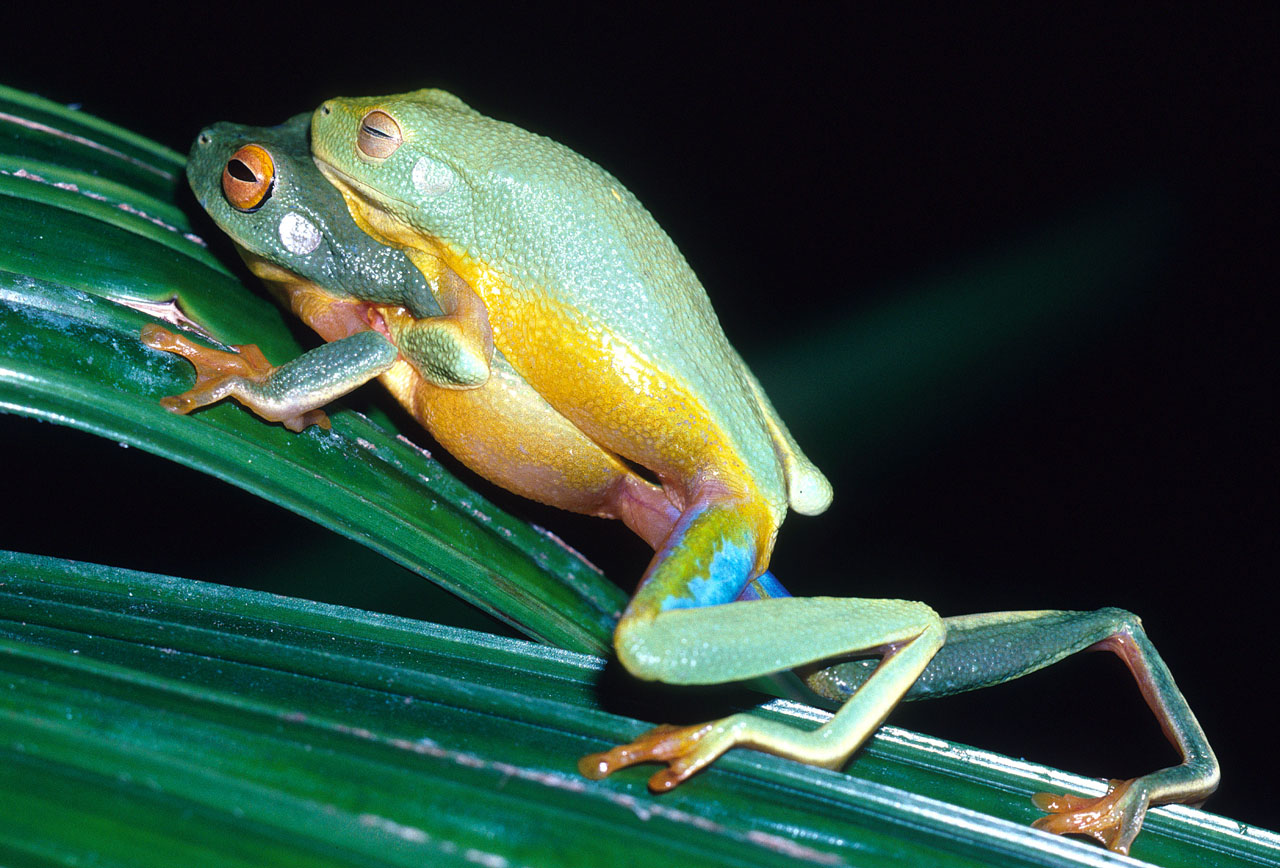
[145,113,692,544]
[147,93,1219,854]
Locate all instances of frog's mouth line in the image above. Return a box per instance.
[312,157,423,254]
[311,157,413,215]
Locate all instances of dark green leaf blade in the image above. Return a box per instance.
[3,551,1276,868]
[0,82,184,200]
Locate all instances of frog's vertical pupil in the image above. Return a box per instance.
[227,159,258,183]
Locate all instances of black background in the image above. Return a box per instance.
[2,7,1274,832]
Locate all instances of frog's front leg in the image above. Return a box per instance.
[390,253,493,390]
[580,492,944,789]
[806,608,1219,854]
[141,324,397,432]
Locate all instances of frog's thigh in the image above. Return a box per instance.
[615,497,943,765]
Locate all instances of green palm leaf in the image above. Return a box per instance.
[1,84,1275,866]
[6,551,1276,868]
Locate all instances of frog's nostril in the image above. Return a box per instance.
[198,131,213,146]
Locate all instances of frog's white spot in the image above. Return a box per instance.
[279,212,321,254]
[412,157,454,196]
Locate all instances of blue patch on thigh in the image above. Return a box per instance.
[659,535,754,611]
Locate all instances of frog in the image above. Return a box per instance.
[144,112,707,551]
[294,89,1219,854]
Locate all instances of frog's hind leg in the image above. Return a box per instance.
[575,469,790,594]
[806,608,1219,854]
[571,470,788,592]
[581,491,944,790]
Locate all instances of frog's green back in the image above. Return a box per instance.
[314,90,831,515]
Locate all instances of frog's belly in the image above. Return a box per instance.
[481,292,787,523]
[377,354,654,517]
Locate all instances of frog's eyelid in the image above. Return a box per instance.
[356,110,404,160]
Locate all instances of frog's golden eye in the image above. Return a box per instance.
[358,110,403,159]
[222,144,275,212]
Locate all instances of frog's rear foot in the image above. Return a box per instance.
[1032,778,1147,854]
[579,719,738,792]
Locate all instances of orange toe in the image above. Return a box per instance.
[578,722,717,790]
[1031,779,1138,853]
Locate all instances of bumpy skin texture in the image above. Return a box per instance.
[178,115,679,532]
[311,91,833,546]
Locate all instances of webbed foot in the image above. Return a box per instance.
[1032,778,1149,854]
[141,324,330,431]
[579,718,743,792]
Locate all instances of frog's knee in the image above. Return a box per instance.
[613,615,665,682]
[1096,607,1143,636]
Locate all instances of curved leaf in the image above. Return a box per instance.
[5,551,1275,868]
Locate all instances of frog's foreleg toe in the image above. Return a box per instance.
[141,323,296,418]
[141,324,274,382]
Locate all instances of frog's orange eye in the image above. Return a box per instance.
[222,144,275,212]
[357,110,402,159]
